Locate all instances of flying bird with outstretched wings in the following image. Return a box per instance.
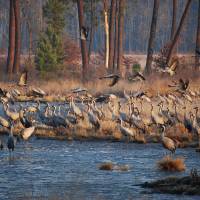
[18,70,28,86]
[167,59,178,76]
[0,88,6,97]
[168,78,189,93]
[128,72,145,82]
[157,59,178,76]
[99,74,120,87]
[178,78,189,91]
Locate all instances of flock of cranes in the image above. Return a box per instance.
[0,74,200,156]
[0,64,199,156]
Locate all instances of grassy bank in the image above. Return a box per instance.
[142,169,200,195]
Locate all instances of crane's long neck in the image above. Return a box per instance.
[120,118,123,126]
[53,106,57,116]
[88,103,91,112]
[44,106,48,117]
[128,103,132,117]
[150,104,154,115]
[93,101,98,112]
[158,105,162,113]
[174,104,177,116]
[58,105,61,116]
[139,100,143,113]
[161,130,165,139]
[71,96,74,105]
[37,101,41,111]
[195,108,198,118]
[10,126,14,137]
[108,102,113,113]
[70,96,74,108]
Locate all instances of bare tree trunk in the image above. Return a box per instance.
[195,0,200,69]
[104,0,109,68]
[113,1,119,72]
[88,0,94,63]
[166,0,192,64]
[7,0,15,76]
[108,0,116,71]
[28,23,33,60]
[77,0,88,82]
[145,0,159,74]
[171,0,177,40]
[117,0,125,75]
[13,0,21,74]
[26,21,33,65]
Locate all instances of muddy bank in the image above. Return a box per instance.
[142,171,200,195]
[0,125,197,148]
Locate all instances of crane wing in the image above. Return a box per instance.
[109,76,120,87]
[136,72,146,80]
[169,60,178,71]
[99,74,116,79]
[18,71,27,86]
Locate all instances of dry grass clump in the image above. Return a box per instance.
[157,155,186,172]
[114,164,130,171]
[101,120,116,135]
[112,131,123,141]
[74,127,91,139]
[166,123,192,143]
[133,133,146,143]
[99,162,130,171]
[34,128,59,139]
[99,162,114,170]
[146,77,172,96]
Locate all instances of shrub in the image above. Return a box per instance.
[132,63,141,73]
[99,162,130,171]
[99,162,114,170]
[157,156,186,172]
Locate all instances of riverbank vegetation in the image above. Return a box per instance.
[157,155,186,172]
[142,169,200,195]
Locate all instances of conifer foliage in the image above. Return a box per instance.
[35,0,66,73]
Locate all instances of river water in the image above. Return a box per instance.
[0,138,200,200]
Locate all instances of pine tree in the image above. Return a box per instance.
[43,0,66,34]
[35,26,64,72]
[35,0,66,73]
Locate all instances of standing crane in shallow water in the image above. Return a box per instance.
[160,125,176,154]
[7,125,15,153]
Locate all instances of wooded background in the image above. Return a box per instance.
[0,0,198,55]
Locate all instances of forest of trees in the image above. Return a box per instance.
[0,0,199,80]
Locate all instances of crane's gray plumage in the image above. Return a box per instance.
[99,74,120,87]
[160,125,176,154]
[7,126,15,152]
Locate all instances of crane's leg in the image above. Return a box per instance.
[9,149,12,160]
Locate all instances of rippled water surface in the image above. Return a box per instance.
[0,139,200,200]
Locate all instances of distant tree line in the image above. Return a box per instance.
[0,0,199,80]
